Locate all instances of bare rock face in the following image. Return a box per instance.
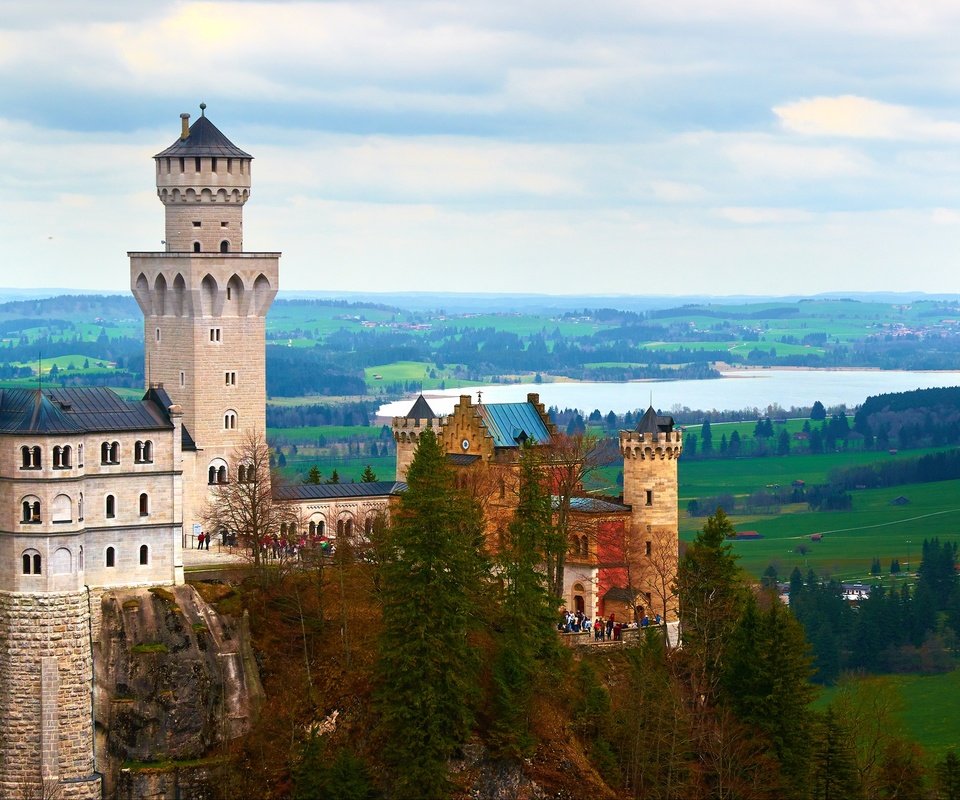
[94,585,263,798]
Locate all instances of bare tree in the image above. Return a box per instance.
[543,431,608,599]
[202,430,302,585]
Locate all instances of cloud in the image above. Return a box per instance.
[724,138,872,179]
[716,207,814,225]
[775,95,960,141]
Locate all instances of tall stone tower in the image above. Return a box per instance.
[130,105,279,528]
[619,407,683,620]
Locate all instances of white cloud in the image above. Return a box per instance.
[775,95,960,141]
[724,138,872,179]
[716,207,814,225]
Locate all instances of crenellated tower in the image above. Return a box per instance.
[619,406,683,619]
[391,395,443,482]
[130,105,279,529]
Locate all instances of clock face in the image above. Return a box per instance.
[461,439,470,451]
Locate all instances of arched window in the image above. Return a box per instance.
[21,497,41,523]
[20,445,31,469]
[105,547,115,568]
[22,550,42,575]
[224,411,237,430]
[143,441,153,462]
[309,521,316,536]
[110,442,120,463]
[208,458,228,485]
[62,445,72,467]
[139,493,149,517]
[337,519,344,537]
[139,545,149,565]
[52,494,72,523]
[193,242,201,253]
[345,519,353,537]
[237,465,246,482]
[105,495,116,519]
[78,443,83,467]
[78,492,84,521]
[219,240,230,253]
[52,548,71,575]
[208,466,217,484]
[79,546,84,571]
[365,518,374,536]
[100,442,110,464]
[217,466,227,484]
[53,445,63,467]
[135,441,143,462]
[31,446,41,468]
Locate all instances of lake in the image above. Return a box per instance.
[375,369,960,418]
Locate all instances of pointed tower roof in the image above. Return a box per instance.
[635,405,675,435]
[154,107,252,159]
[405,394,437,419]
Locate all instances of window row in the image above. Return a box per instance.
[20,543,151,575]
[207,461,254,485]
[20,492,151,523]
[100,440,155,465]
[160,156,244,175]
[19,444,84,470]
[192,241,231,253]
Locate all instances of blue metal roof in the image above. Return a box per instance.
[476,402,551,448]
[0,388,171,435]
[553,496,630,514]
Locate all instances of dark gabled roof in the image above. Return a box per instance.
[0,389,82,434]
[635,406,674,434]
[477,402,552,448]
[143,385,196,449]
[446,453,481,466]
[274,481,407,501]
[555,496,630,514]
[154,113,252,160]
[405,394,437,419]
[0,387,173,435]
[603,586,637,603]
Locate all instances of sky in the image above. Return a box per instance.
[2,1,960,297]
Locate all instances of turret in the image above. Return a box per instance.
[153,103,253,254]
[392,395,442,481]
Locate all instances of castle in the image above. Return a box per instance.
[0,108,681,798]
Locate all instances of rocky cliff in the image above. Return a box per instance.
[94,584,263,799]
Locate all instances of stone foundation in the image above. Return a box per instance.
[0,591,101,800]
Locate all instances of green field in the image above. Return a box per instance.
[819,670,960,759]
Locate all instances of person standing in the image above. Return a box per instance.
[197,531,205,550]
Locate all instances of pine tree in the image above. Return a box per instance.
[360,464,377,482]
[701,419,713,454]
[811,709,861,800]
[937,750,960,800]
[327,469,340,484]
[305,465,322,485]
[375,429,486,799]
[488,442,558,759]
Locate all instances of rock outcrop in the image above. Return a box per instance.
[94,585,262,798]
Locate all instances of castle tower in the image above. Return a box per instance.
[392,395,442,482]
[619,407,683,620]
[130,106,279,529]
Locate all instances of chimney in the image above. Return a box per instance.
[180,113,190,140]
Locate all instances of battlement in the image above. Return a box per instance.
[391,415,444,440]
[619,429,683,460]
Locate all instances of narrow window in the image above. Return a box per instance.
[135,441,143,462]
[211,157,218,172]
[101,442,110,464]
[155,328,161,342]
[110,442,119,463]
[309,521,316,536]
[79,546,84,570]
[106,547,115,568]
[217,466,227,484]
[105,495,116,519]
[365,518,374,535]
[193,242,201,253]
[143,441,153,462]
[32,554,41,574]
[225,371,236,386]
[166,157,171,173]
[20,446,30,469]
[195,156,201,173]
[226,158,232,174]
[180,371,185,387]
[208,466,217,484]
[78,443,83,467]
[62,445,71,467]
[240,160,244,175]
[645,540,652,557]
[209,327,221,343]
[53,446,62,468]
[220,240,229,253]
[645,489,653,506]
[32,446,41,468]
[31,501,41,522]
[139,545,149,565]
[139,493,149,516]
[22,554,30,574]
[318,521,325,535]
[78,493,84,521]
[21,501,31,523]
[237,465,247,482]
[179,157,185,173]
